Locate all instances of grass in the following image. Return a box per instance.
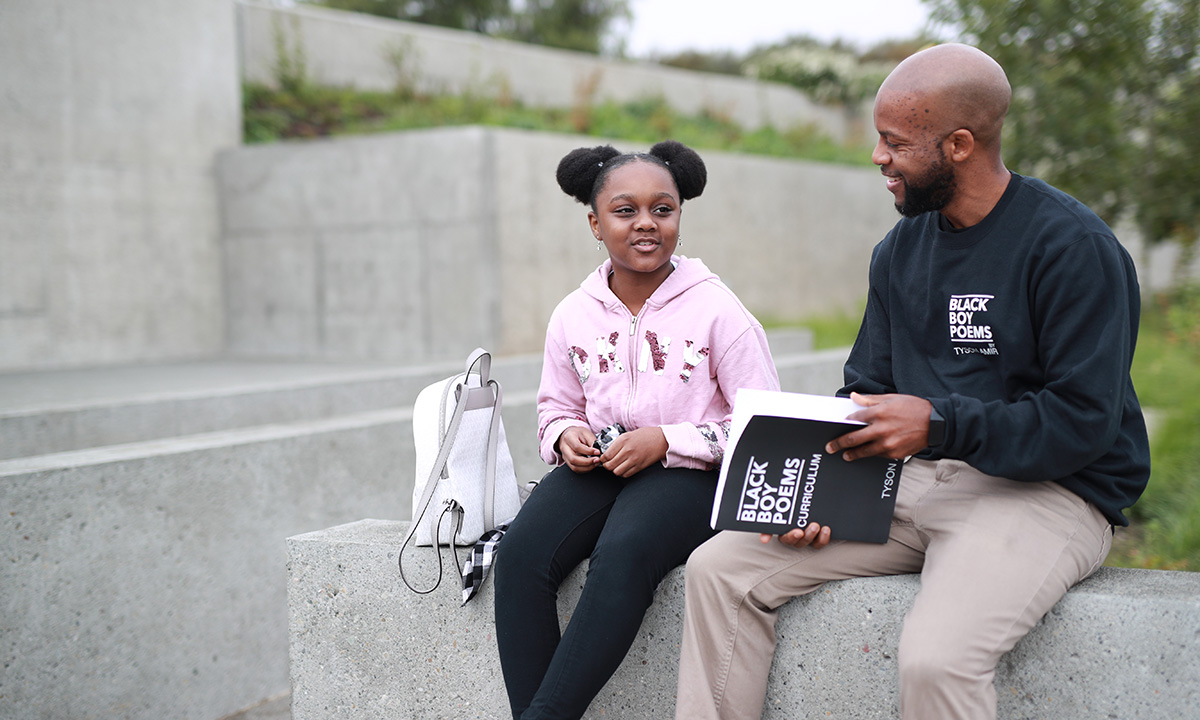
[1107,285,1200,571]
[242,82,875,166]
[762,308,864,350]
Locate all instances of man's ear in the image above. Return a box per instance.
[946,128,975,162]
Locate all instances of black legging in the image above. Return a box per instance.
[493,462,719,720]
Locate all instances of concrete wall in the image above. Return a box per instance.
[235,0,873,146]
[0,0,242,372]
[217,126,898,363]
[217,127,505,362]
[0,410,419,720]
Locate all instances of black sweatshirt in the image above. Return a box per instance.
[842,173,1150,525]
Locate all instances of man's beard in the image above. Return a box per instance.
[896,155,957,218]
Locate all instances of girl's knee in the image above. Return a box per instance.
[494,524,554,589]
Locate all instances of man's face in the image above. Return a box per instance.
[871,92,958,217]
[893,149,956,217]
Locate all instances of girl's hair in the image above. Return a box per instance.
[555,140,707,208]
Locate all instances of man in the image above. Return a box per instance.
[674,43,1150,720]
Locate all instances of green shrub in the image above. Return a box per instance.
[1108,284,1200,570]
[241,81,874,167]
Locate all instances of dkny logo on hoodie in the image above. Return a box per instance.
[569,330,710,384]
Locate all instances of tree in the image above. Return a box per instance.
[307,0,630,55]
[311,0,511,33]
[505,0,630,54]
[926,0,1200,263]
[1134,0,1200,273]
[743,37,898,106]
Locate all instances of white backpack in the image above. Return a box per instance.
[399,348,523,592]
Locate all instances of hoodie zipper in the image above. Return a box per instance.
[625,309,639,427]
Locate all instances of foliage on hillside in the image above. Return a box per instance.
[242,80,875,166]
[1108,284,1200,571]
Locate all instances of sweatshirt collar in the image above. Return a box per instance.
[582,255,716,309]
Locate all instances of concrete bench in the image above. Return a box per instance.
[287,519,1200,719]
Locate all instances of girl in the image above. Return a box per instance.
[493,140,779,719]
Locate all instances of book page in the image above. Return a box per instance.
[726,388,866,452]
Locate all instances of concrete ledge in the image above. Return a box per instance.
[0,335,834,460]
[0,355,543,460]
[1,411,430,720]
[288,519,1200,720]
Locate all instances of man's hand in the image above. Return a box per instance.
[600,426,668,477]
[558,426,601,473]
[825,392,932,461]
[761,523,832,549]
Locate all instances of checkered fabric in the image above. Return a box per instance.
[461,523,509,605]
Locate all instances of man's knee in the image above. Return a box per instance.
[898,627,990,695]
[685,535,729,579]
[684,534,760,606]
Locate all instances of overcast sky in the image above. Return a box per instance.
[624,0,933,56]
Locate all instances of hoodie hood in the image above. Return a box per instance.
[580,256,720,310]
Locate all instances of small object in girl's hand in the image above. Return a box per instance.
[593,424,626,453]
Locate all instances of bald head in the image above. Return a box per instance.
[878,43,1011,150]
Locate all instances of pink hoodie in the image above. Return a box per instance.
[537,256,780,470]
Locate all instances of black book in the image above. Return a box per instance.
[711,389,902,543]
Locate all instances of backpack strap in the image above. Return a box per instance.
[398,499,464,595]
[398,372,471,592]
[482,377,502,532]
[398,348,503,594]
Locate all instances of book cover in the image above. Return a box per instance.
[711,389,903,543]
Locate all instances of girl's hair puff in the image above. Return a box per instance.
[556,140,707,209]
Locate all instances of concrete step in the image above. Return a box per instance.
[764,326,815,356]
[0,341,846,720]
[287,519,1200,720]
[774,346,848,395]
[0,331,837,461]
[0,400,486,720]
[0,355,544,461]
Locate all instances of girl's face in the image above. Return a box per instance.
[588,161,681,282]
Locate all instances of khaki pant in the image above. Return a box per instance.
[675,458,1112,720]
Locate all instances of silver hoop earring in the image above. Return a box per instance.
[678,235,683,247]
[596,239,602,251]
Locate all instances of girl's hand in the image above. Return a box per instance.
[600,426,668,477]
[558,426,601,473]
